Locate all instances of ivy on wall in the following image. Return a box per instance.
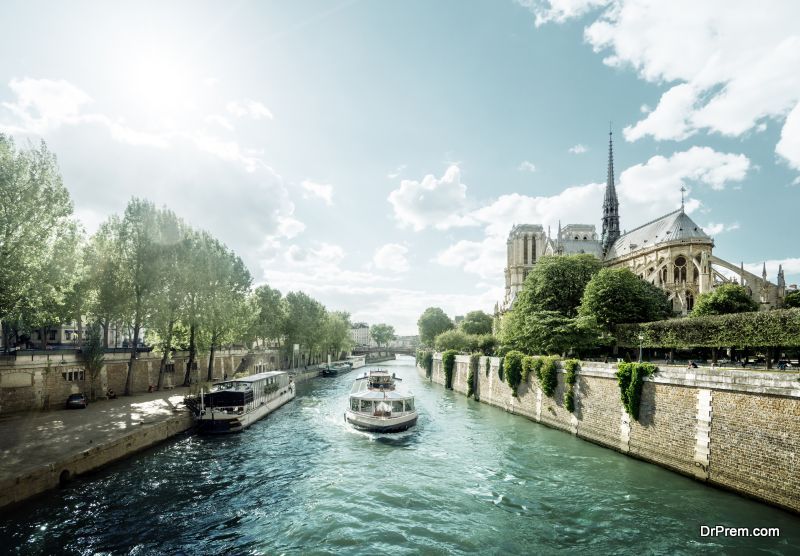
[616,308,800,349]
[498,357,505,382]
[563,359,579,412]
[485,356,491,377]
[442,350,458,390]
[503,350,524,396]
[616,362,657,420]
[468,353,480,398]
[539,357,559,397]
[417,350,434,379]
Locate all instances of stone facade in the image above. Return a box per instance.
[501,134,788,315]
[0,348,276,415]
[423,354,800,514]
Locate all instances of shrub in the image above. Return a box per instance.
[531,357,544,381]
[564,389,575,412]
[563,359,580,412]
[468,353,480,398]
[435,329,474,352]
[498,356,505,382]
[616,362,657,420]
[521,356,536,384]
[442,350,458,389]
[504,350,525,396]
[421,351,434,378]
[539,356,559,397]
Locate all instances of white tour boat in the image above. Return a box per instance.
[193,371,295,434]
[345,369,417,433]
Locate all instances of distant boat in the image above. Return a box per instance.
[345,370,417,432]
[321,362,352,377]
[188,371,295,434]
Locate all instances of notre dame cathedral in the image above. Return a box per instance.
[501,133,790,315]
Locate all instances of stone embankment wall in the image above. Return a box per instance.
[0,348,280,414]
[422,354,800,514]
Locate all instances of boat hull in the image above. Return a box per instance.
[196,387,295,434]
[345,410,418,433]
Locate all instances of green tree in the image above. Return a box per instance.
[82,323,105,401]
[786,290,800,309]
[323,311,353,360]
[83,218,128,348]
[434,329,474,352]
[417,307,454,346]
[283,292,327,367]
[579,267,672,330]
[370,323,395,348]
[459,310,493,335]
[517,255,602,317]
[0,136,78,351]
[249,284,286,348]
[691,283,759,317]
[502,310,600,356]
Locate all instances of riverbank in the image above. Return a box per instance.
[0,388,193,510]
[420,354,800,514]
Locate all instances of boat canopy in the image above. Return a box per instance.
[350,390,411,401]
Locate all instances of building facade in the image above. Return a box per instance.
[502,133,788,315]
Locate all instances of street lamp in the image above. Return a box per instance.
[638,333,644,363]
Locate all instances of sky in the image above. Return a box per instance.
[1,0,798,335]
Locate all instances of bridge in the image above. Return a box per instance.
[352,346,417,357]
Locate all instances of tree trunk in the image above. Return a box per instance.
[157,320,174,390]
[1,321,10,353]
[41,327,48,350]
[124,322,140,396]
[207,340,217,382]
[102,321,109,349]
[183,324,196,387]
[766,347,772,370]
[711,347,718,365]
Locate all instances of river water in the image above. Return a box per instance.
[3,356,799,555]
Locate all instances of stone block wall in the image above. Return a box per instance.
[422,353,800,514]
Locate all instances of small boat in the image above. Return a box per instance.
[190,371,295,434]
[321,362,352,377]
[345,370,417,433]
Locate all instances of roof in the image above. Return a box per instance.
[234,371,286,383]
[604,209,711,260]
[351,390,413,401]
[559,239,604,258]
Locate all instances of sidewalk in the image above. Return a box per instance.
[0,388,190,494]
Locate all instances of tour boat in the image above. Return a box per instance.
[345,369,417,433]
[321,362,352,377]
[192,371,295,434]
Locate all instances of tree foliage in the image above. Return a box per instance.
[617,308,800,348]
[503,350,524,395]
[517,255,602,317]
[370,323,395,348]
[417,307,454,346]
[785,291,800,309]
[579,267,672,330]
[459,310,493,335]
[691,283,758,317]
[249,284,286,348]
[442,349,457,389]
[502,309,601,356]
[617,362,657,420]
[82,323,105,401]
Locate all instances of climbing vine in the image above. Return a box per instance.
[503,350,524,396]
[468,353,480,398]
[521,356,537,384]
[485,356,491,377]
[498,356,505,382]
[616,362,657,420]
[538,356,559,397]
[442,350,458,390]
[420,351,433,378]
[563,359,580,412]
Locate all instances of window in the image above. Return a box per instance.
[48,330,56,341]
[674,256,687,282]
[351,398,359,411]
[62,369,85,382]
[165,363,175,373]
[391,401,404,413]
[360,400,372,412]
[404,399,414,411]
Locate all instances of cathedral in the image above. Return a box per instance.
[502,133,789,315]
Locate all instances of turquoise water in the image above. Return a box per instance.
[2,356,798,555]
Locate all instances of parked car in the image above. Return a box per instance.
[65,393,88,409]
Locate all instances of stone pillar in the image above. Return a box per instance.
[693,388,713,480]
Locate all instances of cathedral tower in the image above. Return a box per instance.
[601,131,620,254]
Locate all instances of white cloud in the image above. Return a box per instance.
[568,144,587,154]
[743,258,800,283]
[205,114,235,131]
[524,1,800,173]
[225,99,274,120]
[373,243,410,272]
[300,179,334,205]
[434,146,751,279]
[702,222,740,236]
[387,164,406,179]
[1,78,92,133]
[518,160,537,172]
[387,165,474,231]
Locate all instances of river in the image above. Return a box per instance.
[3,355,799,555]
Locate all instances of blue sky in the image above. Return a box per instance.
[1,0,798,334]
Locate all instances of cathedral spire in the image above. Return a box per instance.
[601,129,621,255]
[762,262,767,280]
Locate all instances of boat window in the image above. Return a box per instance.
[404,399,414,411]
[391,401,404,413]
[360,400,372,412]
[350,398,359,411]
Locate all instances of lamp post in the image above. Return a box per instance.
[638,333,644,363]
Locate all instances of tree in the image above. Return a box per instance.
[417,307,454,346]
[459,310,493,335]
[0,136,78,351]
[691,283,759,317]
[579,267,672,330]
[82,323,105,401]
[283,292,327,367]
[434,329,474,352]
[786,291,800,309]
[83,218,128,348]
[370,323,395,348]
[323,311,353,360]
[249,284,286,348]
[501,310,601,356]
[517,255,602,317]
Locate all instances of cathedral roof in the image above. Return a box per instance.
[604,209,711,260]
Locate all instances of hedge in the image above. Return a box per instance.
[616,308,800,349]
